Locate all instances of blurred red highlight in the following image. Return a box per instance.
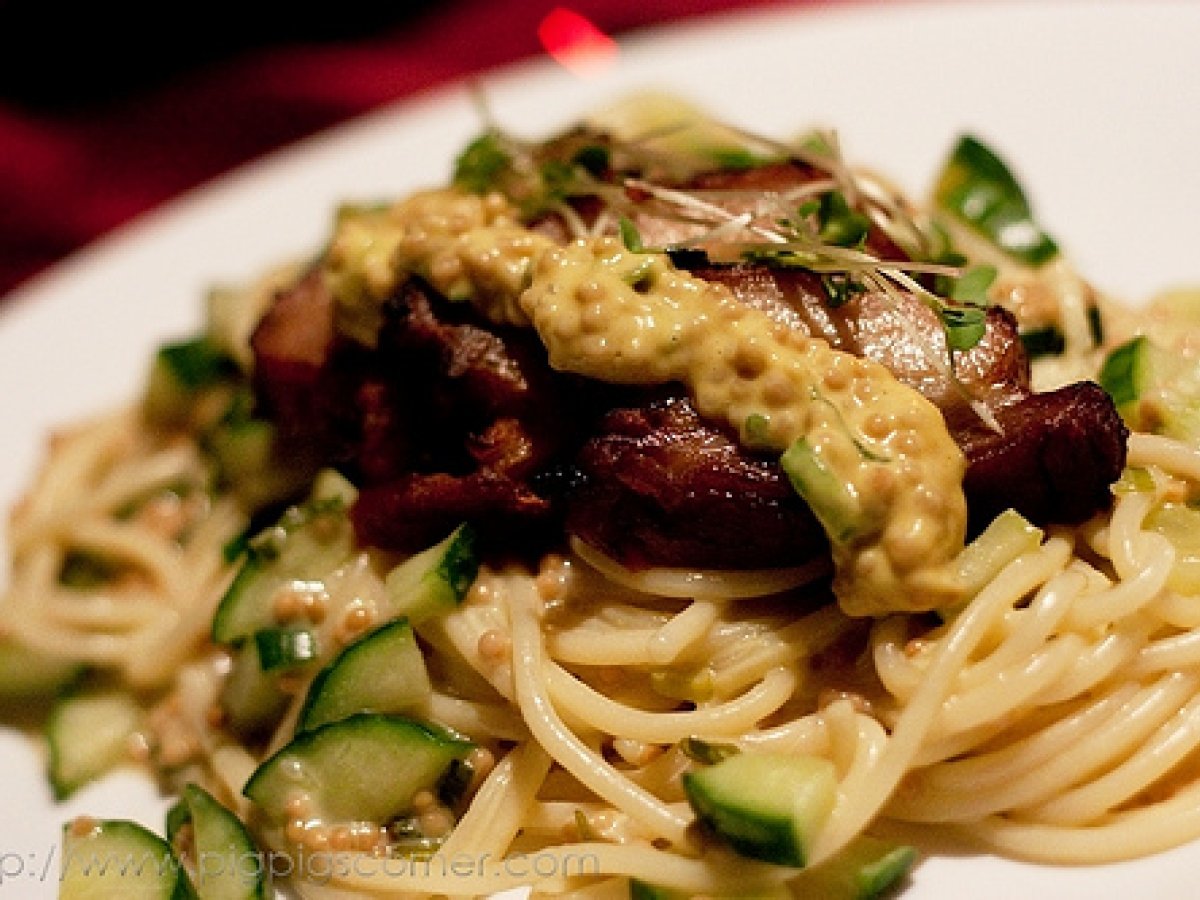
[537,7,619,77]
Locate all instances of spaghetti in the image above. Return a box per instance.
[5,95,1200,899]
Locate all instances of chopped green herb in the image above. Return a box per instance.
[1114,467,1155,495]
[950,264,997,305]
[435,522,479,603]
[796,130,835,157]
[781,438,865,543]
[1019,306,1103,360]
[740,246,819,269]
[222,527,253,564]
[821,273,866,308]
[680,736,740,765]
[929,264,996,353]
[817,191,871,248]
[539,158,577,202]
[254,628,319,672]
[794,199,821,220]
[940,306,988,352]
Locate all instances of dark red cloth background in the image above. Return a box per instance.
[0,0,841,302]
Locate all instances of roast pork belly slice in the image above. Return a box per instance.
[691,264,1030,432]
[351,469,556,556]
[957,381,1129,533]
[249,266,335,437]
[565,392,829,571]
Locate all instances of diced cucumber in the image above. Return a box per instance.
[954,509,1043,601]
[204,279,281,375]
[204,390,316,512]
[0,636,82,703]
[243,713,473,828]
[297,618,432,733]
[933,134,1058,267]
[780,438,866,544]
[1099,335,1153,411]
[788,834,917,899]
[207,414,273,475]
[167,783,268,900]
[144,337,236,426]
[682,752,837,867]
[48,689,142,801]
[211,470,357,646]
[1099,335,1200,444]
[217,644,290,742]
[1145,503,1200,595]
[383,524,478,625]
[60,818,193,899]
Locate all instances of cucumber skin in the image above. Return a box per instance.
[168,783,268,900]
[682,753,837,868]
[48,690,141,802]
[791,835,917,900]
[60,819,195,900]
[934,134,1058,266]
[296,617,431,733]
[243,713,473,827]
[211,471,356,646]
[383,524,478,625]
[0,637,82,703]
[218,643,290,742]
[685,777,804,867]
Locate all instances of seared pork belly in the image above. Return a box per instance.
[687,262,1128,533]
[250,159,1126,572]
[957,381,1129,533]
[566,393,828,571]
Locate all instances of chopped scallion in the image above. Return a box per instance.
[619,216,646,253]
[254,628,319,672]
[680,736,740,765]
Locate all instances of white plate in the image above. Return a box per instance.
[2,1,1198,896]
